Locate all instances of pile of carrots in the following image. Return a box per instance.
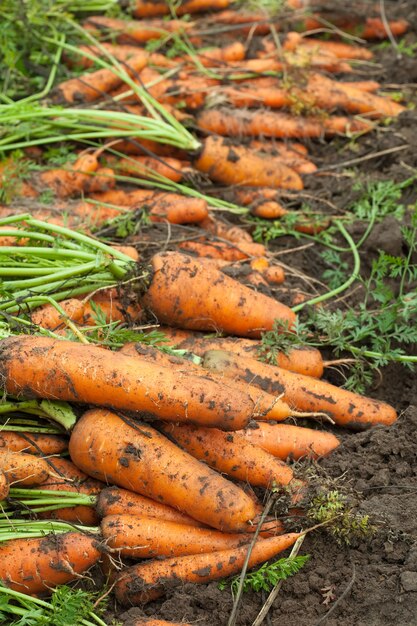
[0,0,408,623]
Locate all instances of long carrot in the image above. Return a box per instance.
[0,532,101,595]
[0,432,68,456]
[283,31,374,60]
[202,349,398,429]
[198,215,253,244]
[96,486,204,527]
[69,409,258,532]
[0,472,9,500]
[131,0,230,17]
[114,531,301,604]
[101,514,257,559]
[237,422,340,460]
[197,108,373,138]
[155,327,325,377]
[0,450,52,487]
[194,136,303,190]
[246,139,317,174]
[0,336,255,431]
[178,240,266,261]
[84,16,192,45]
[157,422,295,488]
[141,251,296,337]
[64,43,148,70]
[103,155,187,183]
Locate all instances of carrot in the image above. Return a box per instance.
[114,531,301,604]
[118,342,308,422]
[112,137,187,158]
[197,108,373,138]
[131,0,230,17]
[69,409,258,532]
[83,16,192,45]
[0,450,51,486]
[0,532,101,595]
[101,514,258,559]
[202,349,398,429]
[157,422,295,488]
[96,486,204,527]
[64,43,148,70]
[155,327,325,377]
[81,167,116,194]
[0,336,255,431]
[0,432,67,456]
[246,139,317,174]
[340,80,381,92]
[51,54,147,104]
[0,472,9,500]
[283,31,374,60]
[104,155,187,183]
[141,251,296,337]
[38,152,100,198]
[194,136,303,190]
[178,240,266,261]
[237,422,340,460]
[198,215,253,244]
[129,621,191,626]
[359,18,409,40]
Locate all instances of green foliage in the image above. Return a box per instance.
[93,208,151,239]
[320,249,350,290]
[349,177,414,223]
[218,554,310,595]
[309,490,375,546]
[0,152,32,204]
[376,38,417,58]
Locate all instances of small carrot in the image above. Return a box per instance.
[101,514,257,559]
[69,409,258,532]
[202,349,398,429]
[0,432,67,456]
[237,422,340,460]
[141,251,296,337]
[0,532,101,595]
[104,155,187,183]
[197,108,373,138]
[198,215,253,244]
[157,422,295,488]
[114,531,301,604]
[0,450,51,486]
[0,336,255,431]
[194,136,303,190]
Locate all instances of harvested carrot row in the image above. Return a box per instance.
[0,432,67,456]
[155,327,325,378]
[141,251,296,337]
[0,450,51,486]
[157,422,295,488]
[101,514,256,559]
[202,349,398,429]
[0,336,255,430]
[69,409,258,532]
[114,531,301,604]
[197,108,373,138]
[237,422,340,460]
[194,136,303,190]
[0,532,101,595]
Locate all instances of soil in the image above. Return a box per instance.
[111,4,417,624]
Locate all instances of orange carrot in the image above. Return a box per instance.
[0,432,67,456]
[247,139,317,174]
[202,349,398,429]
[81,167,116,194]
[0,336,255,430]
[129,621,192,626]
[96,486,204,527]
[0,532,101,595]
[38,152,100,198]
[194,136,303,190]
[0,472,9,500]
[0,450,51,486]
[51,54,147,104]
[141,251,296,337]
[69,409,258,532]
[237,422,340,460]
[84,15,192,45]
[158,421,295,488]
[114,531,301,604]
[104,155,187,183]
[178,239,266,261]
[101,514,257,559]
[197,108,373,138]
[131,0,230,17]
[155,327,325,377]
[283,31,373,60]
[198,215,253,244]
[64,43,148,70]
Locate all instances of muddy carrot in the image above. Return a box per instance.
[101,514,258,559]
[0,532,101,595]
[198,215,253,244]
[69,409,258,532]
[0,472,9,500]
[104,155,187,183]
[178,240,266,261]
[0,432,67,456]
[84,15,192,45]
[141,251,296,337]
[0,336,256,430]
[81,167,116,194]
[237,422,340,460]
[283,31,374,60]
[247,139,317,174]
[114,531,301,604]
[194,136,303,190]
[0,450,51,486]
[202,349,398,429]
[158,422,295,488]
[197,108,373,138]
